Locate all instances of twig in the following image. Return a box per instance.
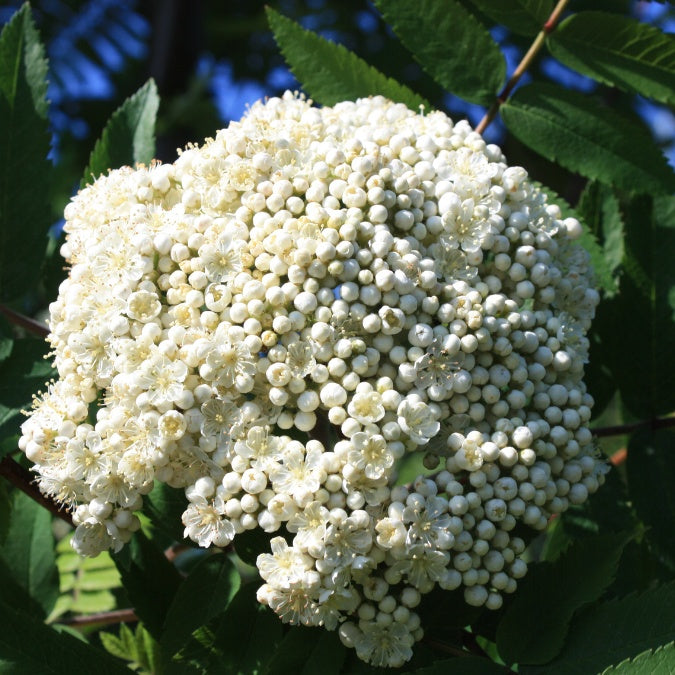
[0,455,74,526]
[58,608,138,628]
[476,0,570,134]
[0,304,49,338]
[592,416,675,438]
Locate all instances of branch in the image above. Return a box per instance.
[592,416,675,438]
[0,304,49,338]
[475,0,570,134]
[57,608,138,628]
[0,455,74,526]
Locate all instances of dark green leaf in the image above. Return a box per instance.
[0,600,130,675]
[502,83,675,195]
[266,8,429,111]
[266,626,346,675]
[0,480,9,545]
[627,427,675,565]
[82,79,159,186]
[598,195,675,418]
[603,643,675,674]
[471,0,552,36]
[496,532,628,665]
[523,581,675,674]
[112,530,182,640]
[549,12,675,106]
[0,490,58,616]
[142,480,189,546]
[577,181,623,296]
[233,526,278,568]
[375,0,505,105]
[0,337,54,451]
[161,553,240,656]
[413,656,508,673]
[0,4,51,301]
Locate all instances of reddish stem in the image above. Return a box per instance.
[58,608,138,627]
[0,304,49,338]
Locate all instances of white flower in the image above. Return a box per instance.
[256,536,315,589]
[348,391,385,424]
[348,432,394,480]
[397,399,440,445]
[182,497,235,547]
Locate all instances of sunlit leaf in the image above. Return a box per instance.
[549,12,675,106]
[266,7,429,111]
[375,0,505,105]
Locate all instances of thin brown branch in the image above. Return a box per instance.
[0,455,74,526]
[0,304,49,338]
[592,416,675,438]
[475,0,570,135]
[58,608,138,628]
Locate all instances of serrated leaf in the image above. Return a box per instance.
[82,79,159,186]
[266,627,346,675]
[0,490,59,617]
[69,589,117,614]
[523,582,675,674]
[99,632,129,661]
[502,83,675,195]
[161,553,240,657]
[470,0,553,36]
[603,643,675,674]
[598,195,675,418]
[375,0,505,105]
[0,338,55,450]
[627,428,675,565]
[412,656,508,674]
[496,532,629,665]
[112,530,182,640]
[548,12,675,106]
[0,600,130,675]
[266,8,429,111]
[0,4,52,302]
[142,480,188,546]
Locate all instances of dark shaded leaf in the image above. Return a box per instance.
[233,526,277,568]
[142,480,188,546]
[627,427,675,565]
[0,4,51,301]
[266,7,429,111]
[82,79,159,186]
[471,0,552,36]
[0,480,9,545]
[522,581,675,674]
[549,12,675,106]
[412,656,508,673]
[161,553,240,657]
[603,643,675,674]
[502,83,675,195]
[0,490,58,616]
[266,626,346,675]
[496,532,628,665]
[112,529,182,640]
[375,0,505,105]
[0,600,129,674]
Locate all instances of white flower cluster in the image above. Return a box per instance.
[20,92,606,667]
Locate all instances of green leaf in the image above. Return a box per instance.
[598,195,675,418]
[82,79,159,186]
[112,529,182,640]
[233,526,279,568]
[266,627,346,675]
[412,656,508,673]
[627,428,675,565]
[161,553,240,657]
[548,12,675,106]
[99,631,129,662]
[0,4,51,302]
[0,601,130,675]
[502,83,675,195]
[0,480,9,545]
[0,337,55,450]
[266,7,429,111]
[470,0,553,36]
[0,490,58,616]
[375,0,505,105]
[577,181,623,296]
[496,532,629,665]
[603,643,675,674]
[523,581,675,674]
[142,480,189,546]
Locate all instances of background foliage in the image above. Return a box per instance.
[0,0,674,672]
